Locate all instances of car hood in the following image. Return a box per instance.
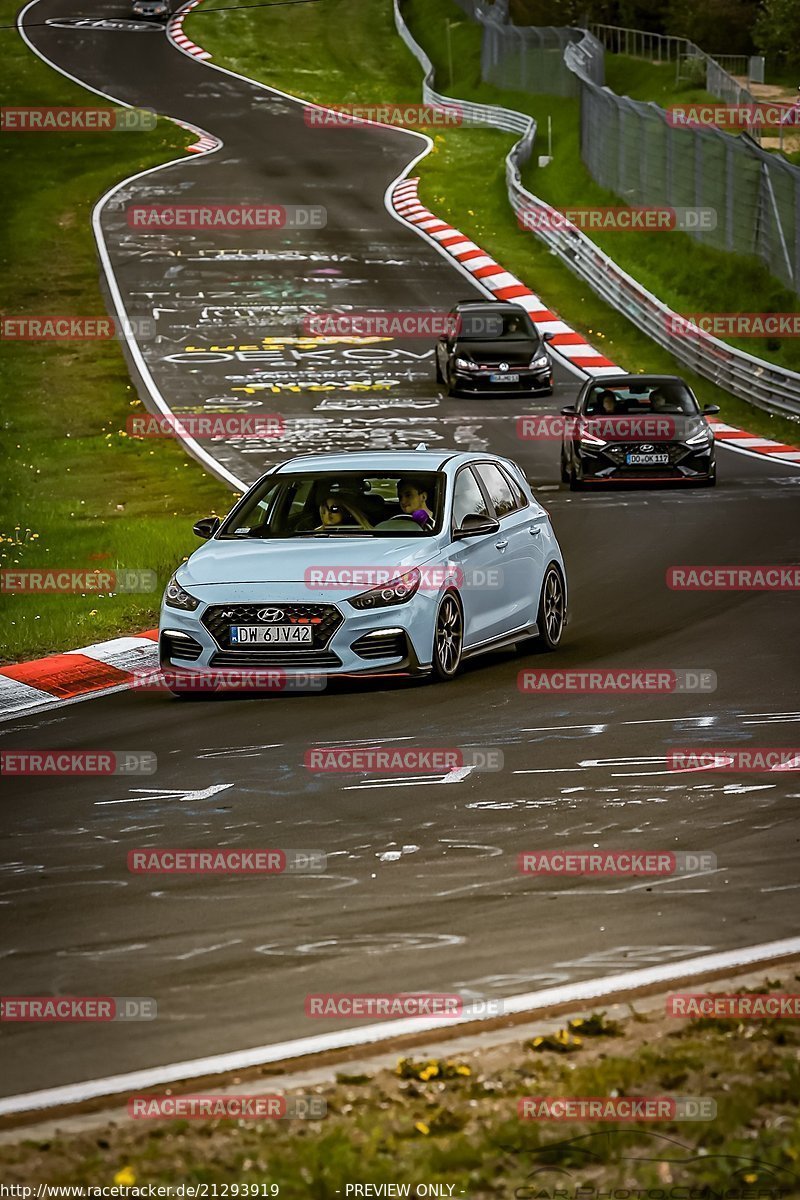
[178,535,443,587]
[456,339,541,365]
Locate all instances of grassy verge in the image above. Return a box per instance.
[603,53,718,108]
[2,974,798,1190]
[0,3,231,663]
[183,0,799,444]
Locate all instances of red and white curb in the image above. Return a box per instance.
[172,116,221,154]
[391,177,621,378]
[0,631,159,722]
[709,418,800,462]
[167,0,211,60]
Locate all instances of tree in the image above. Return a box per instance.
[666,0,759,55]
[753,0,800,71]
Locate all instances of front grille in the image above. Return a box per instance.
[160,631,204,662]
[351,631,407,661]
[475,362,531,370]
[210,649,341,668]
[202,603,343,650]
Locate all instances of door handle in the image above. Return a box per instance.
[495,538,509,550]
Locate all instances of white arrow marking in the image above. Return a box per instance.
[96,784,233,806]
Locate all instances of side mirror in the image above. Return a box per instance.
[453,513,500,539]
[542,331,554,342]
[560,405,577,416]
[703,404,720,415]
[193,515,220,539]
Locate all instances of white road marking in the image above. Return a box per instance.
[96,784,233,806]
[173,939,243,961]
[520,723,608,734]
[3,936,798,1117]
[343,765,475,789]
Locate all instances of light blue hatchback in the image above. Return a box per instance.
[159,447,568,685]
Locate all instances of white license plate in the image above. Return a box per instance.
[230,625,313,645]
[489,372,519,383]
[626,452,669,465]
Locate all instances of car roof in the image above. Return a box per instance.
[453,300,528,312]
[271,449,486,473]
[584,374,686,386]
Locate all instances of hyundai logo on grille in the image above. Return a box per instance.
[639,443,654,452]
[257,607,285,622]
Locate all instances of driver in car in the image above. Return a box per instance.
[397,478,433,527]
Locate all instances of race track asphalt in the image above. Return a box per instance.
[2,0,799,1098]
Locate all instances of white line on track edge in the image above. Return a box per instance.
[1,936,799,1117]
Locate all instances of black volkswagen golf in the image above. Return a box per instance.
[560,375,719,489]
[435,301,554,396]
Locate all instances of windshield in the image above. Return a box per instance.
[456,310,534,341]
[583,382,701,416]
[218,472,444,539]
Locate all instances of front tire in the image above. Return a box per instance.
[535,565,566,651]
[432,592,464,681]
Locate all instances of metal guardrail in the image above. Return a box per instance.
[393,0,800,418]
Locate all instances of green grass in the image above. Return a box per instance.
[2,994,798,1190]
[0,2,231,662]
[604,52,718,108]
[184,0,800,445]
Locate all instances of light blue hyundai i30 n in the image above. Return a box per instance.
[159,446,567,691]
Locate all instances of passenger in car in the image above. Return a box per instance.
[316,493,371,530]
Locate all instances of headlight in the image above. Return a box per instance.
[685,426,713,447]
[530,354,549,369]
[348,568,421,610]
[164,574,200,611]
[578,426,607,447]
[454,357,478,371]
